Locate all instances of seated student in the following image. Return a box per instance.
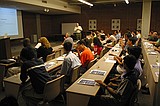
[83,32,93,50]
[120,32,132,54]
[93,37,103,57]
[20,46,54,106]
[20,38,37,62]
[76,40,94,73]
[88,55,139,106]
[114,46,142,76]
[148,31,158,41]
[62,33,73,47]
[149,34,160,47]
[36,37,54,62]
[60,42,81,84]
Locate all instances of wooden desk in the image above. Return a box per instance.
[0,62,16,91]
[141,40,160,106]
[66,44,122,106]
[3,58,64,98]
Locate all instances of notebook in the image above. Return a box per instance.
[45,62,55,69]
[90,69,106,76]
[78,78,96,86]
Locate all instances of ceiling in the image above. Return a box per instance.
[0,0,152,15]
[67,0,143,5]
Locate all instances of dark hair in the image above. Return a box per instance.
[128,37,137,45]
[23,38,31,47]
[101,35,105,41]
[20,46,37,60]
[124,55,137,70]
[77,40,86,46]
[64,42,72,51]
[128,46,142,59]
[124,32,132,38]
[93,37,103,47]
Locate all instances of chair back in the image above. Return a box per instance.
[128,79,141,106]
[46,53,55,61]
[99,47,110,58]
[87,58,97,70]
[55,49,61,58]
[43,75,65,102]
[70,65,81,84]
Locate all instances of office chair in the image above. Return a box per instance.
[87,58,97,70]
[46,53,55,61]
[38,75,65,106]
[70,65,81,84]
[55,49,62,58]
[128,79,141,106]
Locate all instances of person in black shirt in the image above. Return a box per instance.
[20,46,52,106]
[36,37,54,62]
[88,55,139,106]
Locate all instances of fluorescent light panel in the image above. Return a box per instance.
[125,0,129,4]
[78,0,93,6]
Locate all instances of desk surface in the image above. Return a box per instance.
[66,44,122,96]
[3,57,64,85]
[141,40,160,83]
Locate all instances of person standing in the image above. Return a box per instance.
[74,23,83,40]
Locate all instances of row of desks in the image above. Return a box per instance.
[141,39,160,106]
[66,44,122,106]
[3,56,64,98]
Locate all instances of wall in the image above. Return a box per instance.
[20,1,160,41]
[51,2,142,35]
[22,11,37,39]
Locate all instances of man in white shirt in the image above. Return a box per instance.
[74,23,83,40]
[61,42,81,84]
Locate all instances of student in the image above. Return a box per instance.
[93,37,103,57]
[62,33,73,46]
[114,46,142,76]
[20,46,53,106]
[60,42,81,84]
[20,38,37,62]
[76,40,94,73]
[37,37,54,62]
[88,55,139,106]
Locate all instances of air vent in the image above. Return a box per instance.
[42,0,47,3]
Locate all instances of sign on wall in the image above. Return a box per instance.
[89,20,97,30]
[137,19,142,30]
[111,19,120,30]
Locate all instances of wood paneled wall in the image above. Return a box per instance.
[21,1,160,40]
[22,11,37,39]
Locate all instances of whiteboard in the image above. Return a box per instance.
[62,23,77,35]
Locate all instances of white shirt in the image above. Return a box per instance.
[61,51,81,75]
[74,26,83,33]
[136,33,141,38]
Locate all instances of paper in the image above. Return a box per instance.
[56,56,65,61]
[155,72,159,78]
[45,62,55,69]
[77,78,96,86]
[90,69,106,76]
[151,63,160,68]
[35,43,41,49]
[147,52,157,55]
[105,56,116,63]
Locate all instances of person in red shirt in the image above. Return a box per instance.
[77,40,94,73]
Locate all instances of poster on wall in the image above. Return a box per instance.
[137,19,142,30]
[89,20,97,30]
[111,19,120,30]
